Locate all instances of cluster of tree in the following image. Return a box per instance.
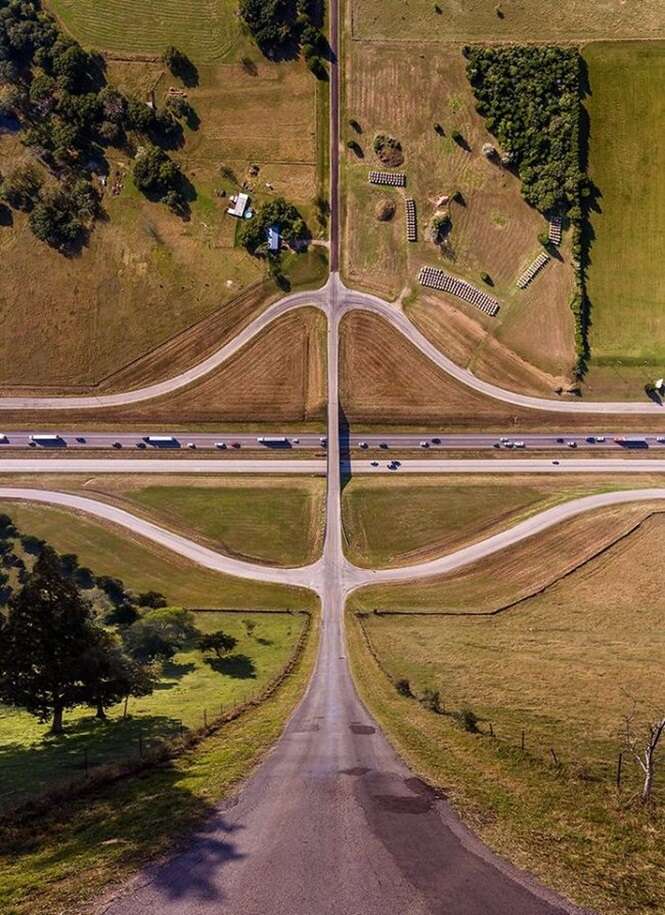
[0,2,195,247]
[239,0,327,71]
[238,196,308,256]
[133,144,186,214]
[0,547,156,733]
[464,46,585,214]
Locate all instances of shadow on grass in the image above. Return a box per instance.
[0,712,187,813]
[205,654,257,679]
[0,756,245,909]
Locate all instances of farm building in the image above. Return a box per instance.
[227,192,250,218]
[267,225,281,252]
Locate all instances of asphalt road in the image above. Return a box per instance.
[1,431,664,451]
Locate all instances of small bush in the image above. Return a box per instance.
[421,688,443,714]
[395,678,413,698]
[455,708,480,733]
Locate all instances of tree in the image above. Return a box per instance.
[80,630,155,720]
[123,607,198,664]
[198,630,238,660]
[622,705,665,803]
[137,590,168,609]
[237,196,307,256]
[0,548,100,733]
[0,161,42,209]
[29,189,84,248]
[162,46,197,84]
[133,144,182,203]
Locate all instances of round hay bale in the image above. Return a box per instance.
[375,199,396,222]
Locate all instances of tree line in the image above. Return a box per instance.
[0,1,196,249]
[239,0,328,76]
[0,516,239,734]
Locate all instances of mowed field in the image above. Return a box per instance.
[96,475,326,567]
[351,510,665,914]
[1,501,316,610]
[584,42,665,398]
[342,41,575,388]
[0,10,324,390]
[1,609,306,811]
[339,310,665,431]
[0,307,327,428]
[48,0,245,63]
[351,0,665,42]
[341,473,665,567]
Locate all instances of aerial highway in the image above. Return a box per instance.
[0,430,663,451]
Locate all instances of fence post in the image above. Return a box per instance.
[123,695,129,719]
[489,722,494,737]
[616,751,623,791]
[521,729,525,752]
[203,708,208,728]
[550,747,559,768]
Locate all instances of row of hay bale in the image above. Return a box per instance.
[517,251,550,289]
[548,216,562,246]
[405,198,417,242]
[369,170,406,188]
[419,266,500,317]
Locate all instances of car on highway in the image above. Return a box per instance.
[76,436,86,443]
[186,442,196,449]
[112,441,122,449]
[431,437,441,444]
[231,442,241,449]
[370,460,379,467]
[215,442,227,449]
[379,442,388,449]
[419,441,430,448]
[658,437,665,444]
[567,441,577,448]
[136,442,146,449]
[359,441,368,449]
[514,441,525,448]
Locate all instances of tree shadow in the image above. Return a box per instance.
[156,660,197,686]
[255,637,273,646]
[205,654,256,679]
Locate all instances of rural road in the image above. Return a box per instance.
[6,0,650,911]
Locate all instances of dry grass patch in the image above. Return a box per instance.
[350,511,665,914]
[349,501,664,613]
[351,0,665,42]
[342,41,575,389]
[0,307,327,428]
[339,311,665,432]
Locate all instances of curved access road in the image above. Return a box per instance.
[1,274,665,415]
[0,488,324,590]
[0,284,329,411]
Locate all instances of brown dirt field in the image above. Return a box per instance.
[342,41,575,385]
[340,311,665,431]
[348,501,665,614]
[0,308,327,427]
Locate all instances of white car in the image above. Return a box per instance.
[419,441,430,448]
[359,441,368,449]
[186,442,196,449]
[215,442,227,449]
[567,441,577,448]
[514,441,525,448]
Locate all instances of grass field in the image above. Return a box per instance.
[349,500,665,613]
[584,42,665,400]
[0,13,324,391]
[341,474,665,567]
[0,609,318,915]
[0,307,327,428]
[350,512,665,914]
[107,476,326,566]
[339,310,665,431]
[48,0,247,63]
[0,501,316,611]
[0,610,306,811]
[342,39,576,391]
[351,0,665,42]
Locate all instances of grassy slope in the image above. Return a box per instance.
[0,613,318,915]
[349,513,665,914]
[585,42,665,397]
[112,477,326,566]
[0,502,316,610]
[0,611,305,811]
